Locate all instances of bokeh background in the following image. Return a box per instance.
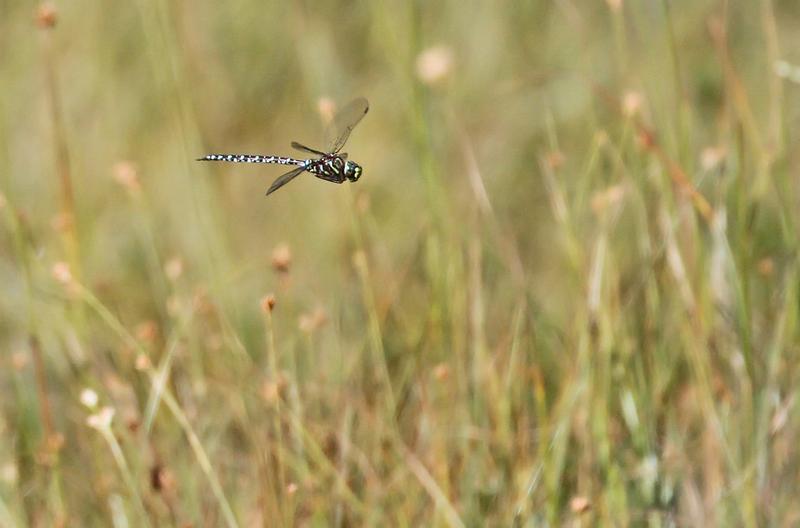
[2,0,800,525]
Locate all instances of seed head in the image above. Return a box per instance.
[86,407,115,430]
[261,375,288,405]
[164,257,184,281]
[1,463,18,485]
[757,258,774,276]
[135,354,152,370]
[545,151,565,170]
[570,496,591,513]
[622,91,643,118]
[416,45,454,85]
[271,243,291,273]
[35,3,57,29]
[80,388,99,409]
[261,294,276,313]
[135,320,159,343]
[52,261,73,285]
[700,146,726,171]
[112,161,141,194]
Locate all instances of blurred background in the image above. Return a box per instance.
[2,0,800,525]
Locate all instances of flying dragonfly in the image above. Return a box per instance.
[198,97,369,195]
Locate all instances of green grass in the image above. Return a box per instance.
[2,0,800,525]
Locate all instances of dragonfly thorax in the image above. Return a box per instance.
[303,155,362,184]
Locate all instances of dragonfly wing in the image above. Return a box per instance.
[291,141,326,156]
[325,97,369,153]
[266,165,307,196]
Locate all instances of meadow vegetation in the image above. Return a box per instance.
[2,1,800,525]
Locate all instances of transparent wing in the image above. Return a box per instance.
[325,97,369,153]
[266,165,307,196]
[291,141,326,156]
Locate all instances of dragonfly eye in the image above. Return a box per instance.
[345,161,362,182]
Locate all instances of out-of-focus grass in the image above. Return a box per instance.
[2,0,800,525]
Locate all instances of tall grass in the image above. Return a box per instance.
[2,0,800,525]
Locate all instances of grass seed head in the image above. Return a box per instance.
[433,363,450,381]
[80,388,99,409]
[757,258,775,276]
[416,45,454,85]
[86,407,115,430]
[164,257,184,281]
[261,294,276,313]
[135,320,159,343]
[112,161,141,195]
[52,261,73,285]
[35,3,57,28]
[545,151,565,170]
[0,463,18,485]
[622,91,643,117]
[701,146,727,171]
[271,243,292,273]
[135,354,152,371]
[570,496,591,513]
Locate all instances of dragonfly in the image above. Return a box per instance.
[198,97,369,195]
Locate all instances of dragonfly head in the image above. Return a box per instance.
[344,160,363,182]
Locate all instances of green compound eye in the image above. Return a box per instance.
[348,162,363,182]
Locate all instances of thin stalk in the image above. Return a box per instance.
[39,8,80,278]
[59,278,240,528]
[262,302,288,526]
[92,418,152,528]
[347,188,397,421]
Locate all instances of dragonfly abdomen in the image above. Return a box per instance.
[198,154,306,165]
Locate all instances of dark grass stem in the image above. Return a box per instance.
[351,245,397,422]
[261,302,290,526]
[37,19,76,521]
[39,9,80,279]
